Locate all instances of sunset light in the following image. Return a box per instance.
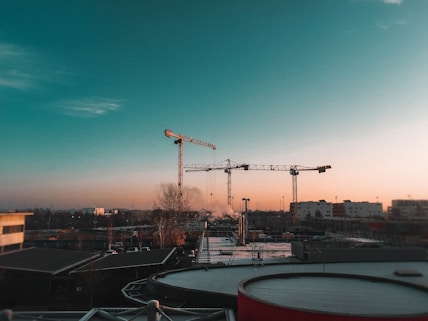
[1,0,427,212]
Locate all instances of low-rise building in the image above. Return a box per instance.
[0,211,33,253]
[335,200,383,218]
[292,200,333,221]
[388,199,428,219]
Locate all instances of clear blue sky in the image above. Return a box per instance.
[1,0,427,211]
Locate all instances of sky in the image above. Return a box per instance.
[1,0,427,212]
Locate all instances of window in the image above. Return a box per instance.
[3,225,24,234]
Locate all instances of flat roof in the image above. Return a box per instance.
[153,260,428,298]
[152,236,428,300]
[70,248,176,273]
[0,247,99,275]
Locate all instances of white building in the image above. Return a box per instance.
[389,199,428,219]
[0,212,33,253]
[341,200,383,218]
[295,200,333,221]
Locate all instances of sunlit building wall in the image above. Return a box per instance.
[341,201,383,218]
[295,200,333,221]
[0,212,33,253]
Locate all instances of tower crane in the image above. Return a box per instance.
[164,129,216,209]
[247,164,331,218]
[185,160,331,217]
[185,159,247,209]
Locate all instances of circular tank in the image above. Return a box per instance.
[238,273,428,321]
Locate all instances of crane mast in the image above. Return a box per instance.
[164,129,216,209]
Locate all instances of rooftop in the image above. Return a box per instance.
[0,247,99,275]
[70,248,176,273]
[150,260,428,298]
[240,273,428,317]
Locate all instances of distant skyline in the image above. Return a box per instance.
[1,0,427,212]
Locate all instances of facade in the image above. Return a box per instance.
[292,200,333,221]
[388,199,428,219]
[0,212,33,253]
[335,200,383,218]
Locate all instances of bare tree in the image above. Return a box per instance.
[152,183,202,248]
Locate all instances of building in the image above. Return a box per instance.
[334,200,383,218]
[81,207,105,215]
[389,199,428,219]
[0,247,178,310]
[0,212,33,253]
[291,200,333,221]
[0,247,99,309]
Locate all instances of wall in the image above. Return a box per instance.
[0,212,33,253]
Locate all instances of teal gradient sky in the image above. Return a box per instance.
[1,0,427,212]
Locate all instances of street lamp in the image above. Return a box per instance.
[240,198,250,245]
[242,198,250,212]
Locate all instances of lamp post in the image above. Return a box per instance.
[241,198,250,245]
[242,198,250,212]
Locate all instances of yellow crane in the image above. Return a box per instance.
[185,160,331,217]
[164,129,216,208]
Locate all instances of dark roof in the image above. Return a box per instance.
[70,248,176,273]
[0,247,100,275]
